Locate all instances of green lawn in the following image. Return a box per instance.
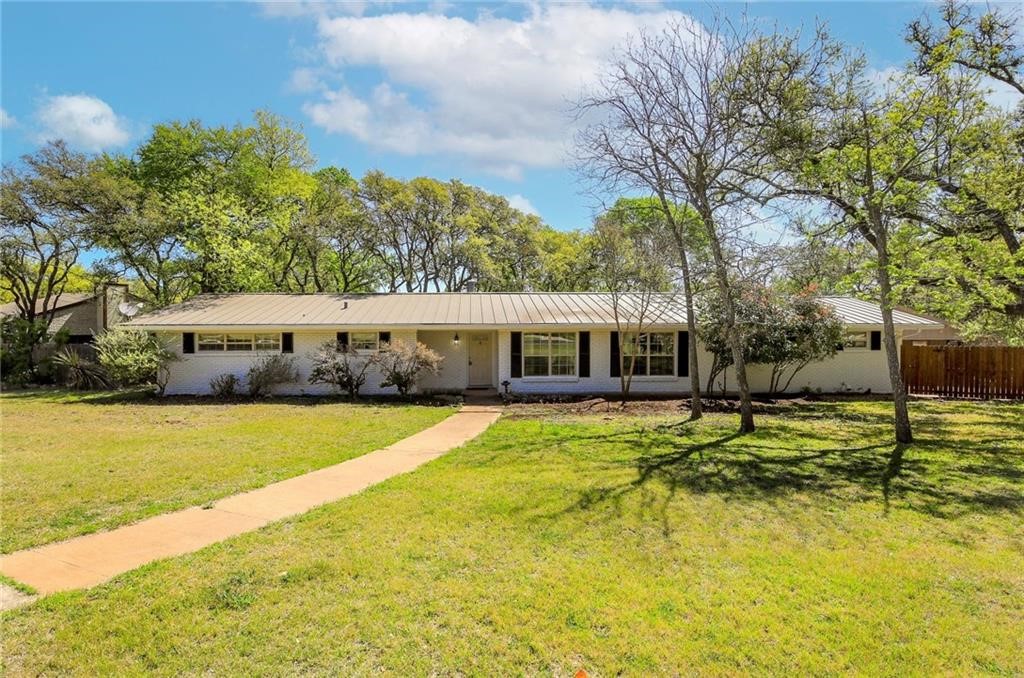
[0,389,453,553]
[3,400,1022,674]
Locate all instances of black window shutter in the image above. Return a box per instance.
[378,331,391,347]
[677,331,689,377]
[182,332,195,354]
[610,331,620,377]
[510,332,522,378]
[870,330,882,351]
[282,332,294,354]
[578,331,590,378]
[336,331,348,352]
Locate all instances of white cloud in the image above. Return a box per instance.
[287,67,325,93]
[0,108,15,129]
[287,4,694,178]
[35,94,132,151]
[506,193,538,215]
[981,77,1022,111]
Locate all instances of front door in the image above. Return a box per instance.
[468,333,492,387]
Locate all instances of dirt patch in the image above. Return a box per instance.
[502,393,896,419]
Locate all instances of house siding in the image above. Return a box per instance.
[157,325,903,396]
[160,329,418,396]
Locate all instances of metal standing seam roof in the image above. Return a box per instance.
[124,292,942,329]
[817,297,942,326]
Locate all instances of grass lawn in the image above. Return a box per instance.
[2,400,1022,674]
[0,389,453,553]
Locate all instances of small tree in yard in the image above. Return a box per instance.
[247,354,298,397]
[308,342,373,397]
[95,327,177,394]
[373,340,443,396]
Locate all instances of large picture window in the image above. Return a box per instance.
[523,332,577,377]
[623,332,675,376]
[196,333,281,352]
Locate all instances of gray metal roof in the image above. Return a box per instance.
[818,297,941,326]
[125,292,941,329]
[125,293,691,328]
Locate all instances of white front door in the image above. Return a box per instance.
[468,333,492,387]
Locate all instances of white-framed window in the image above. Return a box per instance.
[524,332,577,377]
[254,333,281,351]
[623,332,675,376]
[196,333,281,352]
[350,332,380,351]
[844,331,868,349]
[198,333,226,352]
[226,334,253,351]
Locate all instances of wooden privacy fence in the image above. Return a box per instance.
[901,343,1024,399]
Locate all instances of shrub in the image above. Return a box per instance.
[0,317,53,386]
[246,354,298,397]
[51,348,111,390]
[308,342,373,397]
[373,340,443,396]
[95,328,177,393]
[209,373,240,398]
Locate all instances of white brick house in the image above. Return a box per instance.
[123,293,942,397]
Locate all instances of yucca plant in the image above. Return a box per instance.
[52,348,112,390]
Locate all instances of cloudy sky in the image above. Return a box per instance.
[0,1,1007,230]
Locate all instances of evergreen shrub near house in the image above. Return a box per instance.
[51,347,111,390]
[95,328,177,393]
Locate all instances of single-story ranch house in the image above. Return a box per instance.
[125,293,942,396]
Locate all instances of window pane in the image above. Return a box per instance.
[226,334,253,351]
[524,356,549,376]
[845,332,867,348]
[198,334,224,351]
[649,356,674,375]
[648,333,674,356]
[350,332,378,350]
[626,355,647,376]
[523,333,548,356]
[550,332,576,355]
[622,333,640,356]
[551,355,576,376]
[254,333,280,351]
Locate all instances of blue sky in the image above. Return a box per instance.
[1,1,955,232]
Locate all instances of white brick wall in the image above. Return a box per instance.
[160,329,417,396]
[157,326,901,396]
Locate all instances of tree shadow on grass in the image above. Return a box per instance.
[561,427,1023,535]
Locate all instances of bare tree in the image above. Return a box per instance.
[593,211,673,403]
[577,16,830,431]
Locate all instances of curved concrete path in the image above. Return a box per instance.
[0,405,501,605]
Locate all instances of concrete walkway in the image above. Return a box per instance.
[0,405,501,604]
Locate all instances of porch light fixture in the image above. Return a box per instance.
[453,333,460,346]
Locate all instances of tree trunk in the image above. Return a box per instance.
[701,211,754,433]
[875,245,913,444]
[676,239,702,420]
